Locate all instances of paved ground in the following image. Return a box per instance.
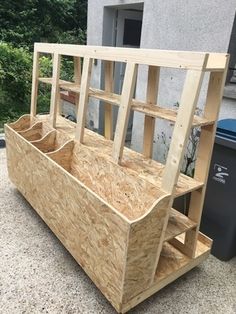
[0,148,236,314]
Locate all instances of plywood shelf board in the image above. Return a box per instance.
[165,208,197,242]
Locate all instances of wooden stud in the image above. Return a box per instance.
[73,56,81,117]
[112,62,138,163]
[49,53,61,128]
[75,57,93,142]
[143,66,160,158]
[184,56,229,257]
[30,50,40,120]
[5,44,229,313]
[161,66,208,195]
[104,61,114,139]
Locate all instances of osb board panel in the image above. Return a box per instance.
[155,238,210,282]
[121,237,211,313]
[122,195,171,303]
[165,208,197,242]
[18,122,43,141]
[5,125,130,312]
[36,115,204,197]
[70,143,165,220]
[47,140,74,172]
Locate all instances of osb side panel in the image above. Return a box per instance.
[70,143,165,220]
[5,126,129,312]
[122,196,171,303]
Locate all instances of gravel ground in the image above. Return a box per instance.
[0,148,235,314]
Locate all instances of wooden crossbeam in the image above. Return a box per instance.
[112,62,138,163]
[184,56,229,257]
[75,57,93,142]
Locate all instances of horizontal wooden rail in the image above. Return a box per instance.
[39,77,214,127]
[164,208,197,242]
[34,43,228,71]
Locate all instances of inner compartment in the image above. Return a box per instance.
[18,122,44,141]
[46,140,165,220]
[31,130,71,153]
[8,114,34,132]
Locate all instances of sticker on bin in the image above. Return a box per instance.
[212,164,229,184]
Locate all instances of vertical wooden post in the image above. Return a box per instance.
[149,66,207,272]
[184,57,229,257]
[49,53,61,128]
[74,56,81,117]
[112,62,138,164]
[161,68,207,194]
[30,50,40,120]
[75,57,93,142]
[104,61,114,139]
[143,66,160,158]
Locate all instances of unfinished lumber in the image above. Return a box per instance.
[5,43,229,314]
[75,57,93,142]
[143,66,160,158]
[112,62,138,163]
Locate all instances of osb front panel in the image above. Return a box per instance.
[122,196,170,303]
[5,125,129,312]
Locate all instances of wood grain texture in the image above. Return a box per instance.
[34,43,224,71]
[75,57,93,142]
[30,50,40,118]
[5,125,129,311]
[112,62,138,163]
[161,66,208,194]
[104,60,114,139]
[49,53,61,128]
[70,142,165,220]
[31,130,57,153]
[18,122,43,141]
[121,234,211,313]
[35,114,204,197]
[122,195,171,303]
[42,78,214,127]
[5,44,228,313]
[143,66,159,158]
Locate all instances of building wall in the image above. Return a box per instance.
[87,0,236,160]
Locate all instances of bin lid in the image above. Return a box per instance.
[217,119,236,141]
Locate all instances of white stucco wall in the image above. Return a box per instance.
[87,0,236,160]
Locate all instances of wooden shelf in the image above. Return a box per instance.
[11,44,227,313]
[164,208,197,242]
[121,235,211,313]
[37,115,204,198]
[38,78,215,127]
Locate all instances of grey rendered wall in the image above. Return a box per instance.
[87,0,236,161]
